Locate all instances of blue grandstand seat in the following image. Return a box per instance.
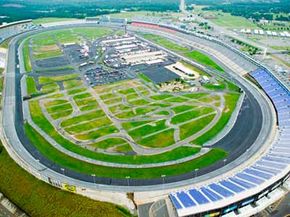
[229,177,255,189]
[244,168,272,179]
[262,156,290,164]
[188,189,209,205]
[176,192,196,208]
[252,165,280,175]
[169,195,183,209]
[236,173,264,184]
[200,187,222,202]
[220,180,245,193]
[209,183,234,197]
[256,160,286,170]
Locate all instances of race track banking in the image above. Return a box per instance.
[2,22,275,191]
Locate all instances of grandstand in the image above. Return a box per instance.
[0,20,37,43]
[169,68,290,217]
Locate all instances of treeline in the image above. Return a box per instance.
[0,0,178,24]
[204,0,290,21]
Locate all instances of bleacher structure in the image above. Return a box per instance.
[169,68,290,217]
[0,20,37,43]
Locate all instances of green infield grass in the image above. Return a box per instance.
[34,50,63,60]
[185,50,224,72]
[22,39,32,72]
[26,76,38,95]
[138,129,175,148]
[61,110,105,127]
[142,34,190,52]
[192,93,240,145]
[203,82,226,90]
[171,107,215,125]
[114,144,133,153]
[172,105,197,114]
[45,99,69,107]
[51,110,73,120]
[180,114,216,140]
[75,98,97,107]
[33,17,79,25]
[25,123,227,178]
[79,103,99,111]
[118,88,136,95]
[103,97,123,105]
[138,73,152,83]
[72,27,113,40]
[75,125,119,141]
[41,83,59,93]
[128,120,167,140]
[28,101,210,164]
[122,120,151,130]
[67,87,87,95]
[63,79,83,89]
[39,74,78,84]
[65,117,111,134]
[183,93,208,99]
[46,103,73,114]
[73,92,92,100]
[150,94,172,100]
[89,138,129,150]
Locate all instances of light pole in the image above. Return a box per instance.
[92,174,96,184]
[223,159,227,167]
[194,168,199,178]
[61,168,65,176]
[161,174,166,189]
[125,176,130,186]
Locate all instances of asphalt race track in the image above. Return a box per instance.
[2,23,274,189]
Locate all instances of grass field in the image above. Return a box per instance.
[128,120,167,140]
[33,46,63,59]
[180,114,216,140]
[210,12,259,29]
[26,76,39,96]
[25,123,227,178]
[0,141,132,217]
[139,129,175,148]
[29,100,210,164]
[171,107,214,124]
[89,138,128,150]
[192,93,240,145]
[39,74,79,84]
[72,27,113,40]
[33,17,79,25]
[142,34,190,52]
[22,38,32,72]
[185,51,224,72]
[41,83,60,93]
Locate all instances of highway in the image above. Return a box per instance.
[1,22,276,192]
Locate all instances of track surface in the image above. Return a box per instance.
[2,23,273,189]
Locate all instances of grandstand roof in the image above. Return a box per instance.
[0,19,32,30]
